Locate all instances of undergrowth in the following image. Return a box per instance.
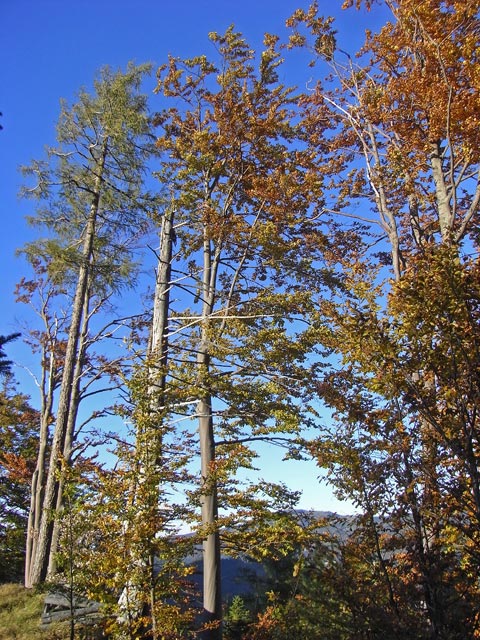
[0,583,69,639]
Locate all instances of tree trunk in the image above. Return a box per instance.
[47,284,90,578]
[24,438,47,588]
[25,341,57,587]
[150,207,174,375]
[142,207,175,636]
[117,208,175,636]
[28,142,107,587]
[197,227,222,639]
[430,140,453,242]
[198,393,222,637]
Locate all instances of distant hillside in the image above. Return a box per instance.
[186,510,358,601]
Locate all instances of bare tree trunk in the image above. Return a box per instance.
[25,336,58,587]
[198,392,222,636]
[117,207,175,637]
[150,208,174,375]
[46,284,91,578]
[430,140,453,242]
[28,142,107,587]
[145,207,175,638]
[197,226,222,639]
[25,418,48,588]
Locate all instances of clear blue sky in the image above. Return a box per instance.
[0,0,388,513]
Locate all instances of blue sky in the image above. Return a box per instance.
[0,0,388,513]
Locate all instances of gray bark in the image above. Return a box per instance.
[116,208,175,637]
[46,283,91,579]
[25,324,58,587]
[197,226,222,638]
[144,207,175,636]
[150,208,174,372]
[430,141,453,242]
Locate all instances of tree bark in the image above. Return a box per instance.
[116,208,175,636]
[46,283,90,578]
[150,207,174,375]
[197,226,222,639]
[143,207,175,637]
[25,327,58,587]
[198,393,222,636]
[430,140,453,242]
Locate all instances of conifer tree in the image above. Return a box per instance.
[0,333,20,376]
[21,63,155,587]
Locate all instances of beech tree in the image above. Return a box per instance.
[20,63,155,587]
[288,0,480,273]
[51,437,198,640]
[153,27,328,637]
[284,1,480,637]
[7,3,478,637]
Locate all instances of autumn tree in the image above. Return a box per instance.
[284,1,480,637]
[288,0,480,271]
[16,262,78,588]
[0,376,39,582]
[0,333,38,582]
[110,205,203,637]
[20,63,156,587]
[153,27,329,637]
[50,436,198,640]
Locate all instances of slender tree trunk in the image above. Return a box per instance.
[25,343,58,587]
[47,285,91,578]
[117,208,175,636]
[25,429,47,588]
[197,227,222,639]
[150,208,174,376]
[198,391,222,636]
[145,207,175,638]
[28,142,107,587]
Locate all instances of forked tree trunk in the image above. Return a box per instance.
[25,337,58,587]
[47,284,91,578]
[28,142,107,587]
[25,413,49,588]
